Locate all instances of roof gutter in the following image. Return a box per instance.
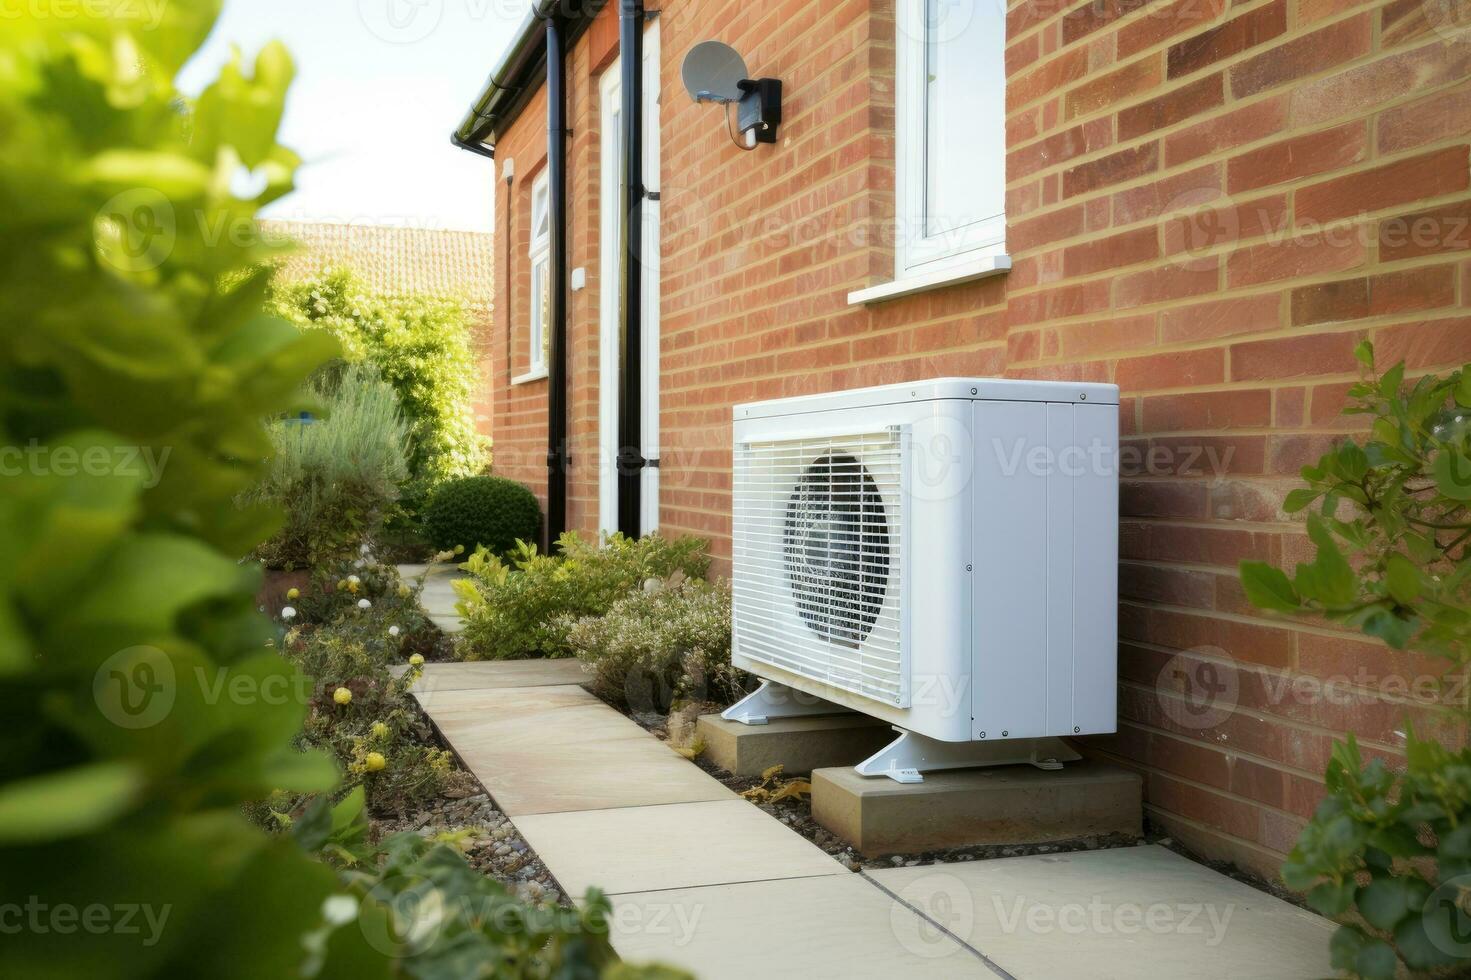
[451,1,607,156]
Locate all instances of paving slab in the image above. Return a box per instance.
[610,874,1001,979]
[418,685,735,816]
[397,563,467,634]
[515,800,845,898]
[870,844,1334,980]
[393,658,591,691]
[697,712,893,777]
[814,761,1142,853]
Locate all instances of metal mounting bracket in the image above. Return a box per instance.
[720,679,851,726]
[855,728,1082,784]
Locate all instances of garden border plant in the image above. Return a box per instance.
[0,6,681,976]
[1241,343,1471,979]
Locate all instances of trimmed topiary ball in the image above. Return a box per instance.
[424,476,541,557]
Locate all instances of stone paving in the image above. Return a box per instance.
[397,562,467,634]
[410,660,1336,979]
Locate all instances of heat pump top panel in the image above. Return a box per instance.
[735,377,1120,422]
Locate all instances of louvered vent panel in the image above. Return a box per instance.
[733,428,908,706]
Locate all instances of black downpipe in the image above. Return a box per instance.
[545,16,569,549]
[616,0,645,538]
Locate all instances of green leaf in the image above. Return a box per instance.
[1329,924,1368,971]
[1354,939,1400,980]
[1399,908,1463,970]
[1308,879,1357,917]
[1283,488,1321,514]
[1364,609,1416,650]
[1433,449,1471,501]
[1386,553,1423,605]
[1379,361,1405,401]
[0,763,142,843]
[1456,371,1471,408]
[1241,561,1302,613]
[1359,876,1418,931]
[1355,340,1376,370]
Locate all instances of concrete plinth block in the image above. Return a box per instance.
[697,712,894,777]
[812,761,1142,854]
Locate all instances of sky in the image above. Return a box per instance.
[178,0,529,233]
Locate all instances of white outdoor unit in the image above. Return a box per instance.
[725,378,1119,782]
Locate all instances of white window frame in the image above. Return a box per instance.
[891,0,1008,281]
[518,169,551,382]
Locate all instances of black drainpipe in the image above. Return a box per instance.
[545,14,569,549]
[615,0,646,538]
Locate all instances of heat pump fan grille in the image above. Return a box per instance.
[733,429,907,706]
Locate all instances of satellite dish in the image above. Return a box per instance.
[682,41,749,104]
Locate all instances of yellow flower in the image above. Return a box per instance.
[336,579,348,591]
[286,587,300,601]
[347,580,359,594]
[408,654,425,668]
[397,584,411,598]
[453,544,465,555]
[333,687,353,706]
[371,721,390,739]
[365,752,386,772]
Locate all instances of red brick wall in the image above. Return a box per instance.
[483,0,1471,880]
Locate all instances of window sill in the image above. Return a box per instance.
[511,368,548,385]
[847,254,1012,306]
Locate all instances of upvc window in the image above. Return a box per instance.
[526,170,551,377]
[894,0,1007,278]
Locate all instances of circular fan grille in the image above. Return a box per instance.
[783,454,891,647]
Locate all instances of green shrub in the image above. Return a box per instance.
[0,8,360,975]
[425,474,541,558]
[1241,343,1471,979]
[269,267,490,505]
[289,553,438,657]
[455,532,712,660]
[246,364,410,568]
[0,6,674,977]
[564,579,747,713]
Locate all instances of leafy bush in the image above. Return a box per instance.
[0,7,675,977]
[305,825,685,979]
[0,8,361,976]
[247,364,410,568]
[270,267,489,504]
[1241,343,1471,979]
[455,533,712,660]
[564,578,747,713]
[425,474,541,558]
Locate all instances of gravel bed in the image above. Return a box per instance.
[372,784,569,907]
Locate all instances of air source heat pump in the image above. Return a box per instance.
[725,378,1119,783]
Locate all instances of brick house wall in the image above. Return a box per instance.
[477,0,1470,881]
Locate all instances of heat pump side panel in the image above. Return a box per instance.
[970,399,1118,740]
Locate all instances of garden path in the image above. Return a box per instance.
[409,661,1335,979]
[397,563,466,634]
